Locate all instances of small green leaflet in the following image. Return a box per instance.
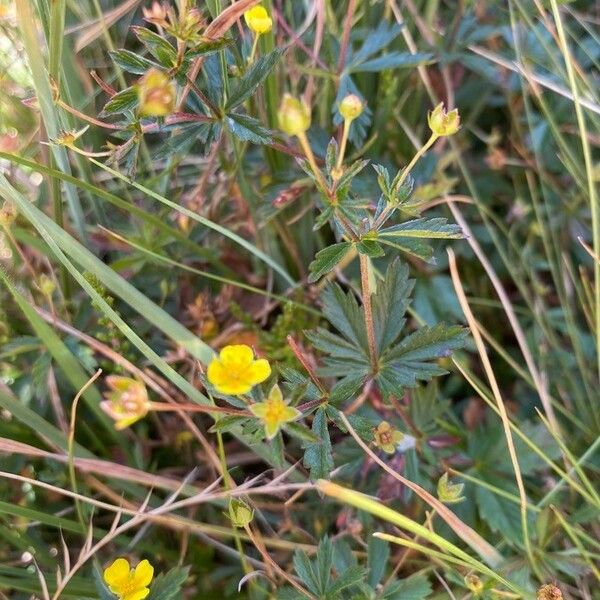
[308,241,352,282]
[110,49,159,74]
[302,406,333,480]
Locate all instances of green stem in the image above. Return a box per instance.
[359,254,378,372]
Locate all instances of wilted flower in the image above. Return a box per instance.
[103,558,154,600]
[101,376,151,430]
[137,69,176,118]
[436,472,465,504]
[339,94,364,121]
[206,344,271,395]
[373,421,403,454]
[142,1,169,27]
[53,126,89,148]
[228,498,254,528]
[244,5,272,35]
[278,94,311,136]
[537,584,563,600]
[0,202,16,227]
[249,384,301,439]
[464,574,484,596]
[427,102,460,137]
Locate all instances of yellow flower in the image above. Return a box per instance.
[137,68,176,117]
[427,102,460,137]
[207,344,271,395]
[244,5,272,35]
[278,93,311,137]
[100,376,151,430]
[103,558,154,600]
[339,94,364,121]
[373,421,403,454]
[249,384,301,439]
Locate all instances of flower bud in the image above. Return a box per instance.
[278,94,311,136]
[0,202,16,227]
[244,5,272,35]
[339,94,363,121]
[142,1,169,27]
[38,274,56,297]
[137,69,176,118]
[228,498,254,528]
[427,102,460,137]
[101,376,151,430]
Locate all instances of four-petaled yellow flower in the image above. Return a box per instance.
[137,68,176,117]
[103,558,154,600]
[100,376,151,430]
[207,344,271,395]
[244,5,272,35]
[373,421,403,454]
[427,102,460,137]
[249,384,301,439]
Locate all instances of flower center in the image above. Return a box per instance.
[264,401,285,423]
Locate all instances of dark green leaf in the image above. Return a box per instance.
[208,415,250,433]
[284,421,319,443]
[356,239,385,257]
[185,37,231,59]
[382,574,432,600]
[308,241,352,282]
[351,52,434,73]
[302,407,333,480]
[147,566,189,600]
[379,217,463,240]
[225,49,283,110]
[102,86,138,115]
[225,113,272,144]
[110,49,159,74]
[132,26,177,67]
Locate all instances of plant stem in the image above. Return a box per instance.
[296,131,329,192]
[336,118,351,171]
[359,253,378,372]
[149,402,248,416]
[373,133,438,229]
[248,33,260,64]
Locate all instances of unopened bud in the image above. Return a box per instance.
[278,94,311,136]
[339,94,363,121]
[228,498,254,528]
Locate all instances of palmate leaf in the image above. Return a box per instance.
[225,48,283,110]
[308,260,466,400]
[225,112,271,144]
[147,566,190,600]
[377,323,468,398]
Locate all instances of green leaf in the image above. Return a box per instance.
[308,242,352,282]
[185,37,231,59]
[208,415,250,433]
[284,421,319,443]
[377,323,468,397]
[225,113,272,144]
[321,284,367,350]
[132,26,177,67]
[147,566,189,600]
[102,86,138,115]
[356,239,385,257]
[302,407,333,481]
[372,259,413,352]
[367,536,390,587]
[379,237,435,263]
[225,49,283,110]
[382,574,432,600]
[351,52,434,73]
[110,49,159,74]
[475,487,523,543]
[379,217,463,240]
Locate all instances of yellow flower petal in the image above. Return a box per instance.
[244,5,272,34]
[249,403,268,419]
[123,590,151,600]
[206,359,228,388]
[264,418,281,439]
[133,559,154,588]
[246,358,271,385]
[104,558,130,587]
[220,344,254,366]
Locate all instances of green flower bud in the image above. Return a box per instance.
[278,94,311,136]
[228,498,254,528]
[339,94,363,121]
[436,472,465,504]
[427,102,460,137]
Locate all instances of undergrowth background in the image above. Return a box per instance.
[0,0,599,598]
